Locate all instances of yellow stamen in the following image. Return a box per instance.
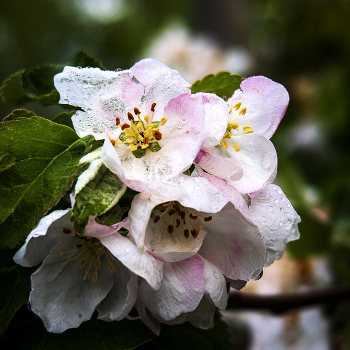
[239,107,247,115]
[233,144,241,152]
[62,259,73,266]
[232,102,242,111]
[220,140,229,149]
[109,263,115,273]
[60,252,70,256]
[129,144,138,151]
[95,260,101,269]
[144,114,150,123]
[160,117,168,125]
[228,122,239,129]
[93,272,98,282]
[243,127,254,134]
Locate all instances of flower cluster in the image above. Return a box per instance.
[15,59,300,334]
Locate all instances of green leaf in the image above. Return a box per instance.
[0,249,36,335]
[52,111,76,129]
[0,117,94,248]
[98,206,128,227]
[72,161,127,233]
[3,109,36,122]
[1,51,104,106]
[139,311,235,350]
[190,72,244,99]
[7,311,154,350]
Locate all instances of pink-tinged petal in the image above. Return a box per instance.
[196,167,252,219]
[201,257,227,310]
[14,209,72,267]
[99,232,163,290]
[229,280,247,290]
[130,58,190,119]
[199,202,265,281]
[199,93,230,152]
[54,66,127,139]
[128,175,228,248]
[84,217,130,238]
[217,134,277,193]
[121,74,145,109]
[97,265,138,321]
[30,236,114,333]
[195,150,243,181]
[249,184,300,248]
[139,256,205,321]
[227,76,289,139]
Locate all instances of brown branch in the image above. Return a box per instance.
[227,285,350,314]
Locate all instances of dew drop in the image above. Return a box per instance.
[194,186,200,190]
[274,199,279,204]
[193,193,198,197]
[78,313,83,318]
[125,248,130,253]
[279,221,284,226]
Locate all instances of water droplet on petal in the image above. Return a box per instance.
[193,193,198,197]
[125,248,130,253]
[78,313,83,318]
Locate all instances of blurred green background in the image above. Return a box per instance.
[1,0,350,348]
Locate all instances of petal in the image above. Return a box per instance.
[121,74,145,109]
[54,66,127,139]
[249,184,301,248]
[14,209,72,267]
[195,150,243,181]
[227,76,289,139]
[84,217,130,238]
[139,256,205,321]
[99,232,163,290]
[217,134,277,193]
[199,202,266,281]
[29,236,114,333]
[97,265,138,321]
[201,257,227,310]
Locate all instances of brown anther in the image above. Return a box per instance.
[158,203,164,207]
[152,130,162,141]
[189,213,198,220]
[144,136,149,145]
[204,216,213,222]
[134,107,141,115]
[90,237,98,244]
[180,211,186,220]
[83,237,90,242]
[167,224,174,234]
[80,259,87,268]
[62,228,72,234]
[121,123,130,130]
[191,229,199,238]
[168,209,176,216]
[96,248,105,255]
[74,243,83,249]
[153,215,161,223]
[151,103,156,112]
[95,260,101,269]
[127,112,134,121]
[115,117,120,126]
[176,219,181,228]
[75,232,81,237]
[184,229,190,238]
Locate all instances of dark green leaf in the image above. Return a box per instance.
[0,117,94,248]
[68,51,105,70]
[0,249,36,335]
[139,311,235,350]
[7,311,153,350]
[0,70,28,104]
[72,162,127,233]
[190,72,244,99]
[3,109,36,122]
[98,206,128,227]
[52,111,76,129]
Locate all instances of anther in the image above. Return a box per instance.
[127,112,134,121]
[167,224,174,234]
[233,144,241,152]
[75,232,81,237]
[176,219,181,228]
[144,114,150,123]
[95,260,101,269]
[83,237,90,243]
[144,137,149,145]
[116,117,120,126]
[153,215,161,223]
[220,140,229,149]
[204,216,213,222]
[189,213,197,220]
[239,107,247,115]
[233,102,242,111]
[96,248,105,255]
[134,107,141,115]
[160,117,167,125]
[62,228,72,234]
[121,123,130,130]
[80,259,87,268]
[168,208,176,216]
[129,144,138,151]
[60,251,70,256]
[91,237,98,244]
[83,270,90,280]
[180,211,186,220]
[109,137,116,146]
[74,243,83,249]
[62,259,73,266]
[184,229,190,238]
[152,130,162,141]
[151,103,156,112]
[93,272,98,282]
[191,229,199,238]
[109,263,115,273]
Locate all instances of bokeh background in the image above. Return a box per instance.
[1,0,350,348]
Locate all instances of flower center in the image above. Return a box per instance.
[113,102,168,158]
[220,101,254,151]
[152,201,212,239]
[60,229,120,282]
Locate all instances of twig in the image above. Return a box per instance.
[227,285,350,314]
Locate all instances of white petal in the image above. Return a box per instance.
[139,256,205,321]
[99,232,163,290]
[199,202,266,280]
[14,209,71,267]
[30,236,114,333]
[97,265,138,321]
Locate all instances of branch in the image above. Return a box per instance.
[227,285,350,314]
